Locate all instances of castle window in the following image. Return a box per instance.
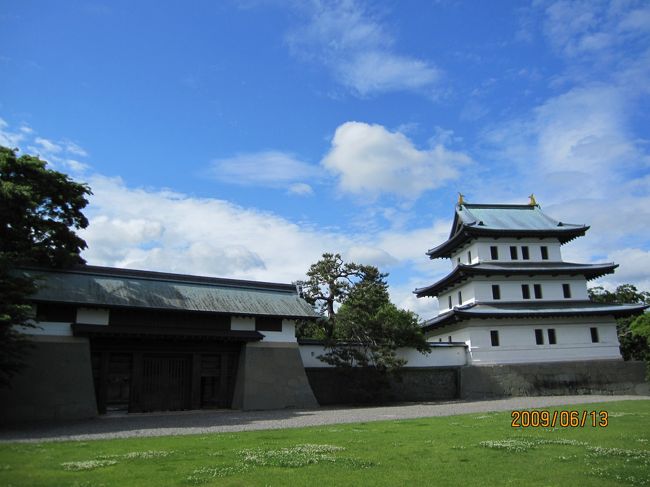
[448,295,452,309]
[490,330,500,346]
[522,246,530,260]
[255,317,283,332]
[490,246,499,260]
[458,291,462,305]
[521,284,531,299]
[540,246,549,260]
[510,246,518,260]
[535,329,544,345]
[547,328,557,344]
[448,336,452,343]
[534,284,543,299]
[562,283,572,298]
[590,327,599,343]
[492,285,501,300]
[467,251,472,263]
[36,303,76,323]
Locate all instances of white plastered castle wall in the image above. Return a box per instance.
[426,315,621,365]
[450,238,563,267]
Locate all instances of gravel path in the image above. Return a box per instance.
[1,395,646,443]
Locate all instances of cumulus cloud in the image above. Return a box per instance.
[209,150,319,191]
[322,121,470,199]
[286,0,439,96]
[80,175,351,282]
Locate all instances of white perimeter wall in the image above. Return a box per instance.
[299,344,467,368]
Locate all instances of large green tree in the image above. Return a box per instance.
[0,146,91,387]
[588,284,650,361]
[297,253,429,370]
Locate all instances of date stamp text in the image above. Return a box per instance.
[511,410,609,428]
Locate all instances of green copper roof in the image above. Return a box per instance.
[21,265,318,319]
[428,203,589,259]
[456,204,585,232]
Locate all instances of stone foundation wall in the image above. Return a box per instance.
[460,360,648,400]
[305,367,459,405]
[0,337,97,424]
[232,342,318,410]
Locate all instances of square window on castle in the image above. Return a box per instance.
[534,284,543,299]
[255,317,283,332]
[535,329,544,345]
[562,283,572,298]
[490,246,499,260]
[490,330,500,346]
[492,284,501,300]
[522,246,530,260]
[521,284,531,299]
[547,328,557,344]
[510,246,518,260]
[540,246,549,260]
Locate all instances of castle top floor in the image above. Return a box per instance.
[427,198,589,261]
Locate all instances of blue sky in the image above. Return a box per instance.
[1,0,649,317]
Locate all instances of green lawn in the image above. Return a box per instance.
[1,400,649,486]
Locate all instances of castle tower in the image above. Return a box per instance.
[414,199,646,365]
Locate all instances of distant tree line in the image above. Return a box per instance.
[588,284,650,363]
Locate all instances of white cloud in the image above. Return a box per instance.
[0,118,25,147]
[64,141,88,157]
[287,182,314,196]
[322,121,470,199]
[209,150,319,190]
[345,245,397,268]
[541,0,650,58]
[81,175,352,282]
[34,137,63,154]
[286,0,439,96]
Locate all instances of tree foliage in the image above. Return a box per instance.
[296,253,368,338]
[0,146,91,387]
[588,284,650,361]
[297,254,429,371]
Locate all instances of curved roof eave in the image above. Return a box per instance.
[422,302,647,331]
[414,262,617,298]
[427,226,590,259]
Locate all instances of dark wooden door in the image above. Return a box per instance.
[200,352,239,408]
[139,354,192,412]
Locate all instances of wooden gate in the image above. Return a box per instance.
[138,354,192,412]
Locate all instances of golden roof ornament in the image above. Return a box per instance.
[458,192,465,205]
[528,194,537,206]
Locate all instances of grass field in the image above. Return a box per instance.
[1,400,648,486]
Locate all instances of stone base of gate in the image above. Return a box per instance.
[0,336,98,424]
[232,342,318,410]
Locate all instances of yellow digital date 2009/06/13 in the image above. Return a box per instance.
[511,410,608,428]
